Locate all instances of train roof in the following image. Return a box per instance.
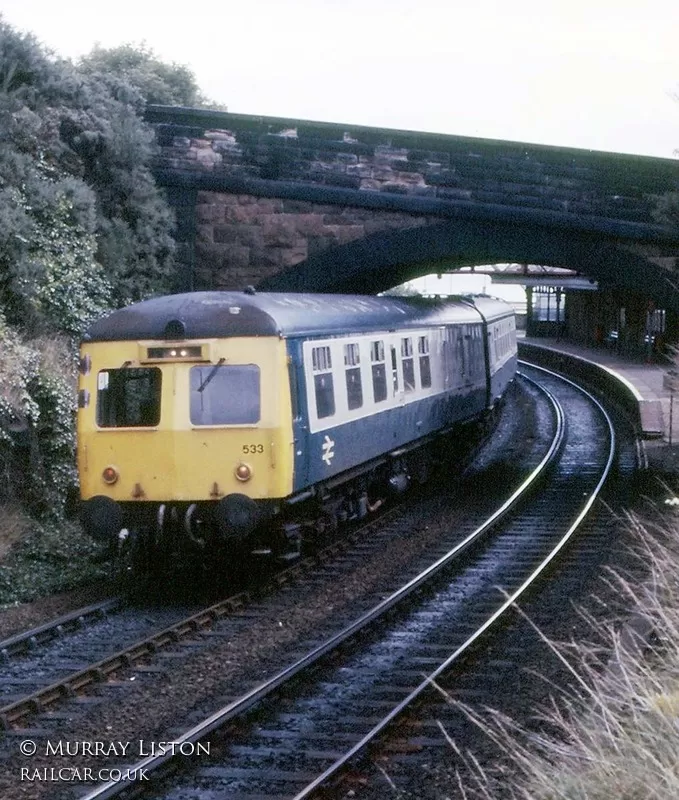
[82,291,514,342]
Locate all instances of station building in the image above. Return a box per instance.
[406,266,676,363]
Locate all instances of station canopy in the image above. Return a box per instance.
[456,264,598,290]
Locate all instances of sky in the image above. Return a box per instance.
[2,0,678,160]
[405,273,527,307]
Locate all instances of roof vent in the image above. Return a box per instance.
[243,285,256,295]
[164,319,186,340]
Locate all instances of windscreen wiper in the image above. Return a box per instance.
[197,358,226,393]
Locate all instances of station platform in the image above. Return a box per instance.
[521,336,679,473]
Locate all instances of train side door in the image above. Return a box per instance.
[457,326,469,386]
[442,327,454,388]
[390,344,404,403]
[462,326,480,388]
[288,342,310,490]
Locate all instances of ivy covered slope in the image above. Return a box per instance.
[0,22,204,600]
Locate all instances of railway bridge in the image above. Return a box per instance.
[146,105,679,314]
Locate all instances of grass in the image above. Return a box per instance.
[425,502,679,800]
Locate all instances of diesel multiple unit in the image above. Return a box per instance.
[77,291,517,564]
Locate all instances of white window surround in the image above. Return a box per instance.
[303,329,447,434]
[301,314,517,434]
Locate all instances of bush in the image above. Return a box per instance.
[0,313,77,518]
[0,18,177,330]
[78,42,208,107]
[0,518,108,604]
[0,18,190,536]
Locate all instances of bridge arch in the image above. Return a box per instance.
[258,218,679,311]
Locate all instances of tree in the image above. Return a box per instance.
[78,42,207,107]
[0,20,179,320]
[0,19,185,515]
[0,23,112,334]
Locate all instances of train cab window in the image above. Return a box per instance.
[418,336,432,388]
[401,337,415,392]
[96,368,162,428]
[344,343,363,410]
[370,340,387,403]
[190,365,260,425]
[312,345,335,419]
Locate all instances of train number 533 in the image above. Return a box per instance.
[242,444,264,454]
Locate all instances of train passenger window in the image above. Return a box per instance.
[344,343,360,367]
[190,365,260,425]
[314,374,335,418]
[344,343,363,410]
[370,340,387,403]
[312,346,332,372]
[418,336,431,388]
[312,345,335,419]
[96,368,162,428]
[401,338,415,392]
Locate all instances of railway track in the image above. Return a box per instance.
[0,599,123,660]
[0,439,490,730]
[0,373,549,800]
[0,512,418,730]
[0,599,211,728]
[358,361,641,798]
[71,363,618,800]
[0,382,535,736]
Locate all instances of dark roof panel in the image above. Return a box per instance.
[83,291,508,342]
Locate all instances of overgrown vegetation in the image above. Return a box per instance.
[0,519,108,605]
[0,19,209,592]
[421,506,679,800]
[78,42,209,107]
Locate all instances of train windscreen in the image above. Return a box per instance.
[189,365,261,425]
[96,368,162,428]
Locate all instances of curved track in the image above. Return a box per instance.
[0,381,535,734]
[75,365,614,800]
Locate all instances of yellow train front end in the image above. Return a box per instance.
[77,335,294,560]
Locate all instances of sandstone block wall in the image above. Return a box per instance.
[194,192,430,290]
